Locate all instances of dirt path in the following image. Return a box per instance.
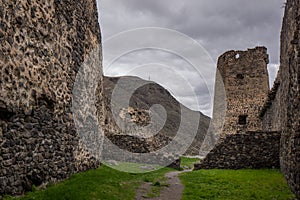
[136,170,190,200]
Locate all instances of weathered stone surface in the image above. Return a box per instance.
[0,0,104,196]
[200,1,300,198]
[217,46,270,135]
[260,0,300,198]
[194,131,280,170]
[196,47,277,170]
[260,79,281,131]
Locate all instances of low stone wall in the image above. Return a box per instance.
[194,131,280,170]
[101,134,181,170]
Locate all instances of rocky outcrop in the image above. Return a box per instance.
[0,0,104,195]
[102,76,211,156]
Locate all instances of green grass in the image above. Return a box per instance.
[3,162,295,200]
[180,157,200,170]
[180,169,295,200]
[4,164,173,200]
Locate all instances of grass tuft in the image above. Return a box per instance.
[180,156,201,170]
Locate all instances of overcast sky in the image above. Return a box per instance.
[97,0,285,116]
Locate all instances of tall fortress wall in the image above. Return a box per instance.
[0,0,105,195]
[261,0,300,197]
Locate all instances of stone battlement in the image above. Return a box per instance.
[218,46,269,66]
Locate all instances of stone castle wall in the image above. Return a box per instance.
[261,0,300,198]
[260,79,282,131]
[217,47,270,135]
[195,131,280,169]
[0,0,299,198]
[199,0,300,198]
[0,0,104,195]
[277,1,300,197]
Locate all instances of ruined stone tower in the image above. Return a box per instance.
[195,1,299,197]
[0,0,104,195]
[195,47,280,170]
[218,47,270,135]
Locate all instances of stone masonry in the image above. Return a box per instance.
[0,0,104,195]
[217,47,270,135]
[195,131,280,169]
[195,47,280,170]
[197,1,300,198]
[0,0,299,198]
[260,0,300,198]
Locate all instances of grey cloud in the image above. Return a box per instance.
[99,0,283,63]
[98,0,284,116]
